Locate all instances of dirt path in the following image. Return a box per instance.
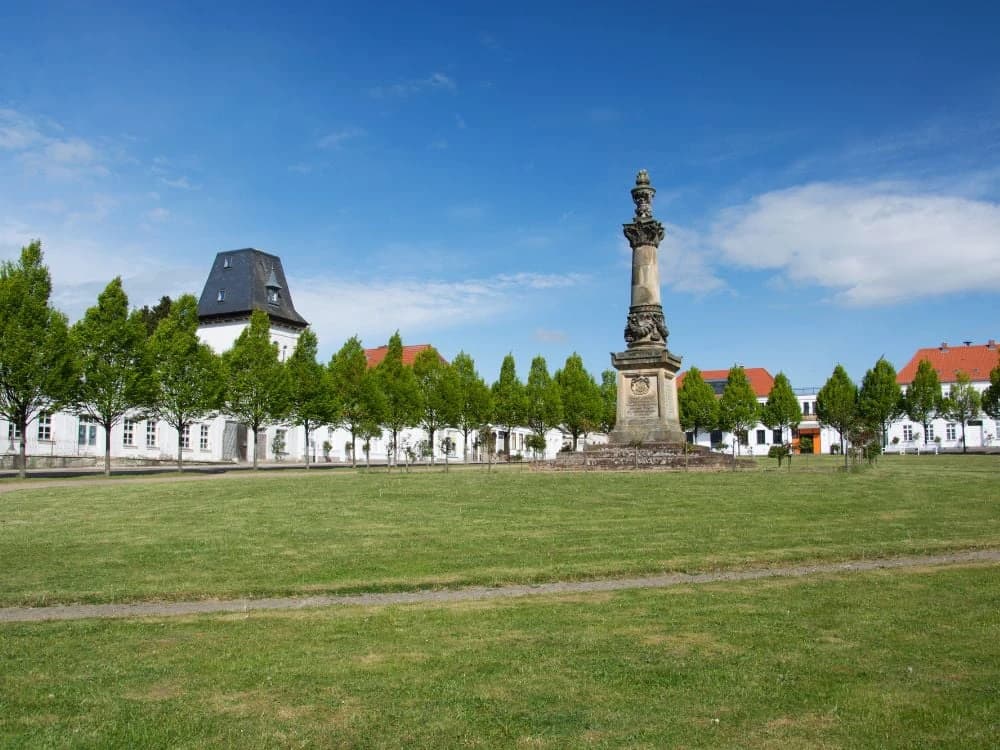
[2,549,996,624]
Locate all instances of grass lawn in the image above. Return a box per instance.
[0,455,997,607]
[2,563,997,748]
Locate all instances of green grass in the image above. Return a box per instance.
[2,563,996,748]
[1,455,997,607]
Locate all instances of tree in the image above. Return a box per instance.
[599,369,617,434]
[678,367,719,446]
[222,310,291,469]
[761,371,801,446]
[858,357,904,447]
[942,372,981,454]
[286,328,336,469]
[816,364,858,468]
[717,366,759,457]
[492,354,526,457]
[329,336,384,468]
[905,359,942,445]
[525,355,563,444]
[148,294,223,472]
[376,332,423,469]
[0,241,77,478]
[982,356,1000,421]
[555,353,602,450]
[451,351,492,463]
[413,347,460,465]
[137,296,173,335]
[70,277,154,476]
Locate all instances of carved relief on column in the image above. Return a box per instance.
[624,304,669,348]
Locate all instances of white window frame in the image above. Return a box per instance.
[123,418,135,447]
[38,413,52,442]
[181,424,191,450]
[146,421,157,448]
[199,424,209,451]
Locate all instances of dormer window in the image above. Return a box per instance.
[267,287,279,304]
[265,266,282,305]
[217,289,226,302]
[223,256,232,269]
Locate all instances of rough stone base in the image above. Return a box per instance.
[548,443,747,471]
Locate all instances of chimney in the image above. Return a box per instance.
[963,340,972,347]
[940,342,949,352]
[988,339,997,351]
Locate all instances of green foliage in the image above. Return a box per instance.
[70,277,154,475]
[492,354,526,453]
[0,241,77,477]
[451,351,492,462]
[678,366,719,444]
[599,369,617,433]
[817,364,858,467]
[555,353,602,450]
[942,372,981,454]
[905,359,943,443]
[286,328,335,467]
[329,335,384,467]
[377,331,423,466]
[222,310,291,468]
[981,355,1000,419]
[767,442,791,467]
[137,295,173,336]
[413,347,460,464]
[525,355,562,438]
[798,435,814,454]
[148,294,223,471]
[718,366,758,456]
[858,357,904,446]
[525,432,548,457]
[761,371,801,445]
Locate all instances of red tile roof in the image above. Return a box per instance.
[896,341,999,385]
[364,344,448,369]
[676,368,775,398]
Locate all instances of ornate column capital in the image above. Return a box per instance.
[622,169,665,248]
[623,219,665,249]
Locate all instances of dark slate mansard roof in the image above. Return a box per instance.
[197,248,309,329]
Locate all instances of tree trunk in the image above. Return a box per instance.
[104,420,112,477]
[463,429,469,463]
[961,422,967,453]
[17,414,27,480]
[428,428,435,466]
[350,429,357,469]
[177,427,184,473]
[304,422,311,470]
[252,426,259,469]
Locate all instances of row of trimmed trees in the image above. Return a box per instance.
[678,366,802,456]
[0,241,619,478]
[817,358,1000,464]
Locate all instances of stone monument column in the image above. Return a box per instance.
[608,170,686,445]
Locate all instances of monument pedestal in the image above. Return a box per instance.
[608,346,686,445]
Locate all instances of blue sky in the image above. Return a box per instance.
[2,1,999,389]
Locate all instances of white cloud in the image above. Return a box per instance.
[144,207,170,222]
[0,108,45,150]
[317,128,365,149]
[712,182,1000,305]
[535,328,569,343]
[289,271,585,351]
[370,73,456,98]
[159,175,199,190]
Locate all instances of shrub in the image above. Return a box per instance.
[799,435,814,454]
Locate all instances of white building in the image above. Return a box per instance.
[886,340,1000,452]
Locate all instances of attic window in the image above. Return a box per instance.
[223,256,232,269]
[267,287,279,304]
[217,289,226,302]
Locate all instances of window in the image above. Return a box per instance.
[738,430,749,446]
[181,424,191,449]
[123,418,135,446]
[772,428,782,444]
[77,417,96,446]
[946,423,956,441]
[902,424,913,441]
[217,289,226,302]
[710,429,723,447]
[146,421,157,447]
[803,401,810,415]
[926,425,934,441]
[38,413,52,441]
[7,422,22,441]
[200,424,209,451]
[756,429,766,445]
[267,287,279,304]
[223,256,232,269]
